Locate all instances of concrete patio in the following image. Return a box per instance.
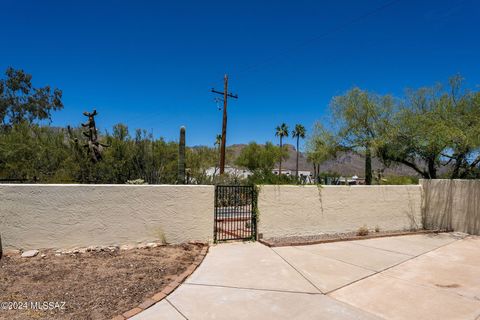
[132,233,480,320]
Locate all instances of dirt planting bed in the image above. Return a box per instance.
[260,230,440,247]
[0,243,205,320]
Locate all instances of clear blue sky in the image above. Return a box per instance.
[1,0,479,148]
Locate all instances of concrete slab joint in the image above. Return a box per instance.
[128,233,480,320]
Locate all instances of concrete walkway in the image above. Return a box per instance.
[132,233,480,320]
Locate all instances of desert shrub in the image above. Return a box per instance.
[126,179,147,184]
[357,225,369,236]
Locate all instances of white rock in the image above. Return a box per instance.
[146,242,158,248]
[451,232,469,239]
[86,245,97,252]
[120,244,134,250]
[21,250,39,258]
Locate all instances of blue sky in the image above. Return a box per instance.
[1,0,479,148]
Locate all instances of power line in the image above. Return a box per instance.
[236,0,401,75]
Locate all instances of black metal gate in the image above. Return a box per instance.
[214,185,257,242]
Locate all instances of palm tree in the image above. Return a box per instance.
[275,123,289,175]
[214,134,222,148]
[292,124,306,178]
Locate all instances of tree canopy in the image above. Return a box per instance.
[329,88,394,184]
[234,142,280,173]
[308,76,480,181]
[378,76,480,179]
[0,67,63,127]
[292,124,306,140]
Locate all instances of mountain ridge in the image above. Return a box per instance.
[226,143,420,177]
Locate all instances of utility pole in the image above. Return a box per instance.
[211,74,238,175]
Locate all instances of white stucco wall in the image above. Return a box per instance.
[1,183,429,249]
[0,184,214,250]
[257,185,422,239]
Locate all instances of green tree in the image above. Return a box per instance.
[214,134,222,148]
[0,123,73,182]
[106,124,132,183]
[0,67,63,127]
[292,124,306,178]
[235,142,297,185]
[331,88,393,184]
[186,146,217,184]
[275,123,289,175]
[235,142,280,173]
[152,139,178,183]
[449,90,480,177]
[306,122,340,183]
[378,76,480,179]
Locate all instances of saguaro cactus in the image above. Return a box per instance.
[80,109,108,163]
[178,126,186,184]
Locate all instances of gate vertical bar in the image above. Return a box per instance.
[214,186,217,243]
[252,186,256,240]
[235,186,239,238]
[241,186,244,238]
[227,186,230,240]
[244,186,247,238]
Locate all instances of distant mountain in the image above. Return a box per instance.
[227,143,423,177]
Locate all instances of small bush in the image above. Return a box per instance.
[246,170,299,185]
[126,179,147,185]
[357,225,369,236]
